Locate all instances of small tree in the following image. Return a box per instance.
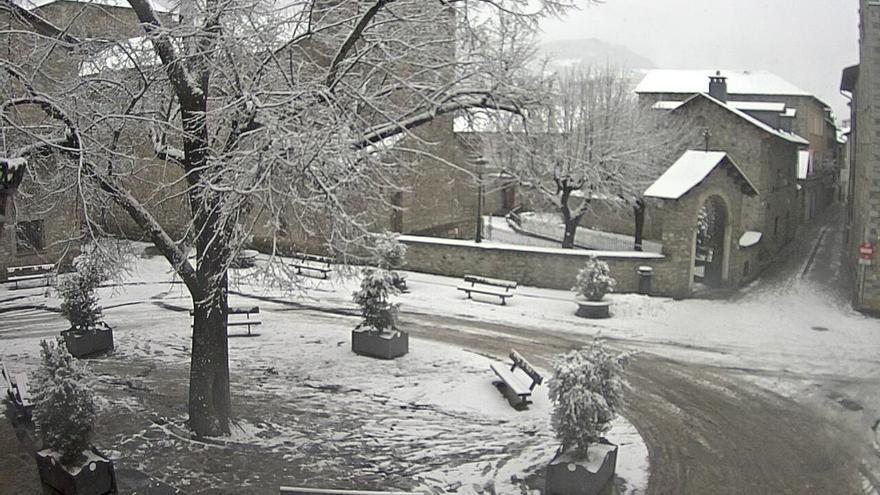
[373,232,407,271]
[548,341,630,457]
[32,339,97,466]
[352,268,401,334]
[373,232,408,291]
[573,256,616,302]
[56,239,130,331]
[57,251,109,332]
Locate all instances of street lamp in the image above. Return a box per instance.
[474,157,486,243]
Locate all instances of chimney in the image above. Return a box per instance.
[708,71,727,102]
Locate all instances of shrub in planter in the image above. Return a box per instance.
[32,339,116,494]
[546,341,631,495]
[57,243,116,357]
[351,268,408,359]
[373,232,408,292]
[572,256,616,318]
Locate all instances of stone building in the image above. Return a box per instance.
[637,69,841,226]
[2,0,484,270]
[643,75,805,294]
[840,0,880,314]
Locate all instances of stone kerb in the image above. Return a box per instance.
[399,235,668,294]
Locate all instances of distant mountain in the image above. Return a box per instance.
[537,38,655,71]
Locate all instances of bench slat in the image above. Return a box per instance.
[462,274,517,289]
[13,373,34,407]
[456,286,513,298]
[490,363,533,397]
[227,320,262,326]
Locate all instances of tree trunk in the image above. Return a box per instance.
[562,220,578,249]
[188,255,231,437]
[633,199,645,252]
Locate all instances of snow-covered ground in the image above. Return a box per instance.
[503,212,663,253]
[3,212,878,492]
[1,247,649,493]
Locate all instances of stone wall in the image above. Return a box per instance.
[848,0,880,313]
[399,235,668,295]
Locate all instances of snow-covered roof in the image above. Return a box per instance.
[727,101,787,113]
[797,150,811,180]
[644,150,756,200]
[636,69,813,98]
[79,36,158,76]
[677,93,810,146]
[652,101,684,111]
[739,231,762,248]
[17,0,174,12]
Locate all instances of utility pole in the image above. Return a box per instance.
[475,158,485,243]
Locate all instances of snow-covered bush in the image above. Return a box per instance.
[352,268,401,334]
[549,341,630,456]
[373,232,408,291]
[374,232,407,270]
[57,239,130,331]
[573,256,616,301]
[32,339,97,466]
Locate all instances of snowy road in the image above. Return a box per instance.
[1,205,876,494]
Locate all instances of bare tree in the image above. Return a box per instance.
[481,66,690,249]
[0,0,588,435]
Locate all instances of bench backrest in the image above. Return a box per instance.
[295,253,334,265]
[7,264,54,276]
[463,274,517,290]
[509,350,543,386]
[228,306,260,315]
[13,372,33,404]
[280,488,421,495]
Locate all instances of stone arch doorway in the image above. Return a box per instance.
[694,195,730,287]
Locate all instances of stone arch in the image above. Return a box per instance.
[693,194,731,288]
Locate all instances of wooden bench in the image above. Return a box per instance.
[490,350,543,407]
[280,488,421,495]
[2,362,34,412]
[291,253,334,279]
[457,274,516,305]
[227,306,261,336]
[190,306,262,336]
[4,263,54,289]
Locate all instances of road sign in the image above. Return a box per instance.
[859,242,874,260]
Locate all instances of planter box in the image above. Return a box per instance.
[35,449,117,495]
[62,324,114,358]
[351,329,409,360]
[546,441,618,495]
[575,300,611,319]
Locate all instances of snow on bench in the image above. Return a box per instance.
[4,263,54,289]
[280,488,421,495]
[490,350,543,407]
[457,274,517,305]
[2,362,34,412]
[291,253,334,279]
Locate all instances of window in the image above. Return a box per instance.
[0,193,7,218]
[773,216,779,237]
[16,219,45,251]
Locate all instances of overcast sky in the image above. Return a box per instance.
[539,0,859,122]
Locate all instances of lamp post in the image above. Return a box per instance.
[475,158,486,243]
